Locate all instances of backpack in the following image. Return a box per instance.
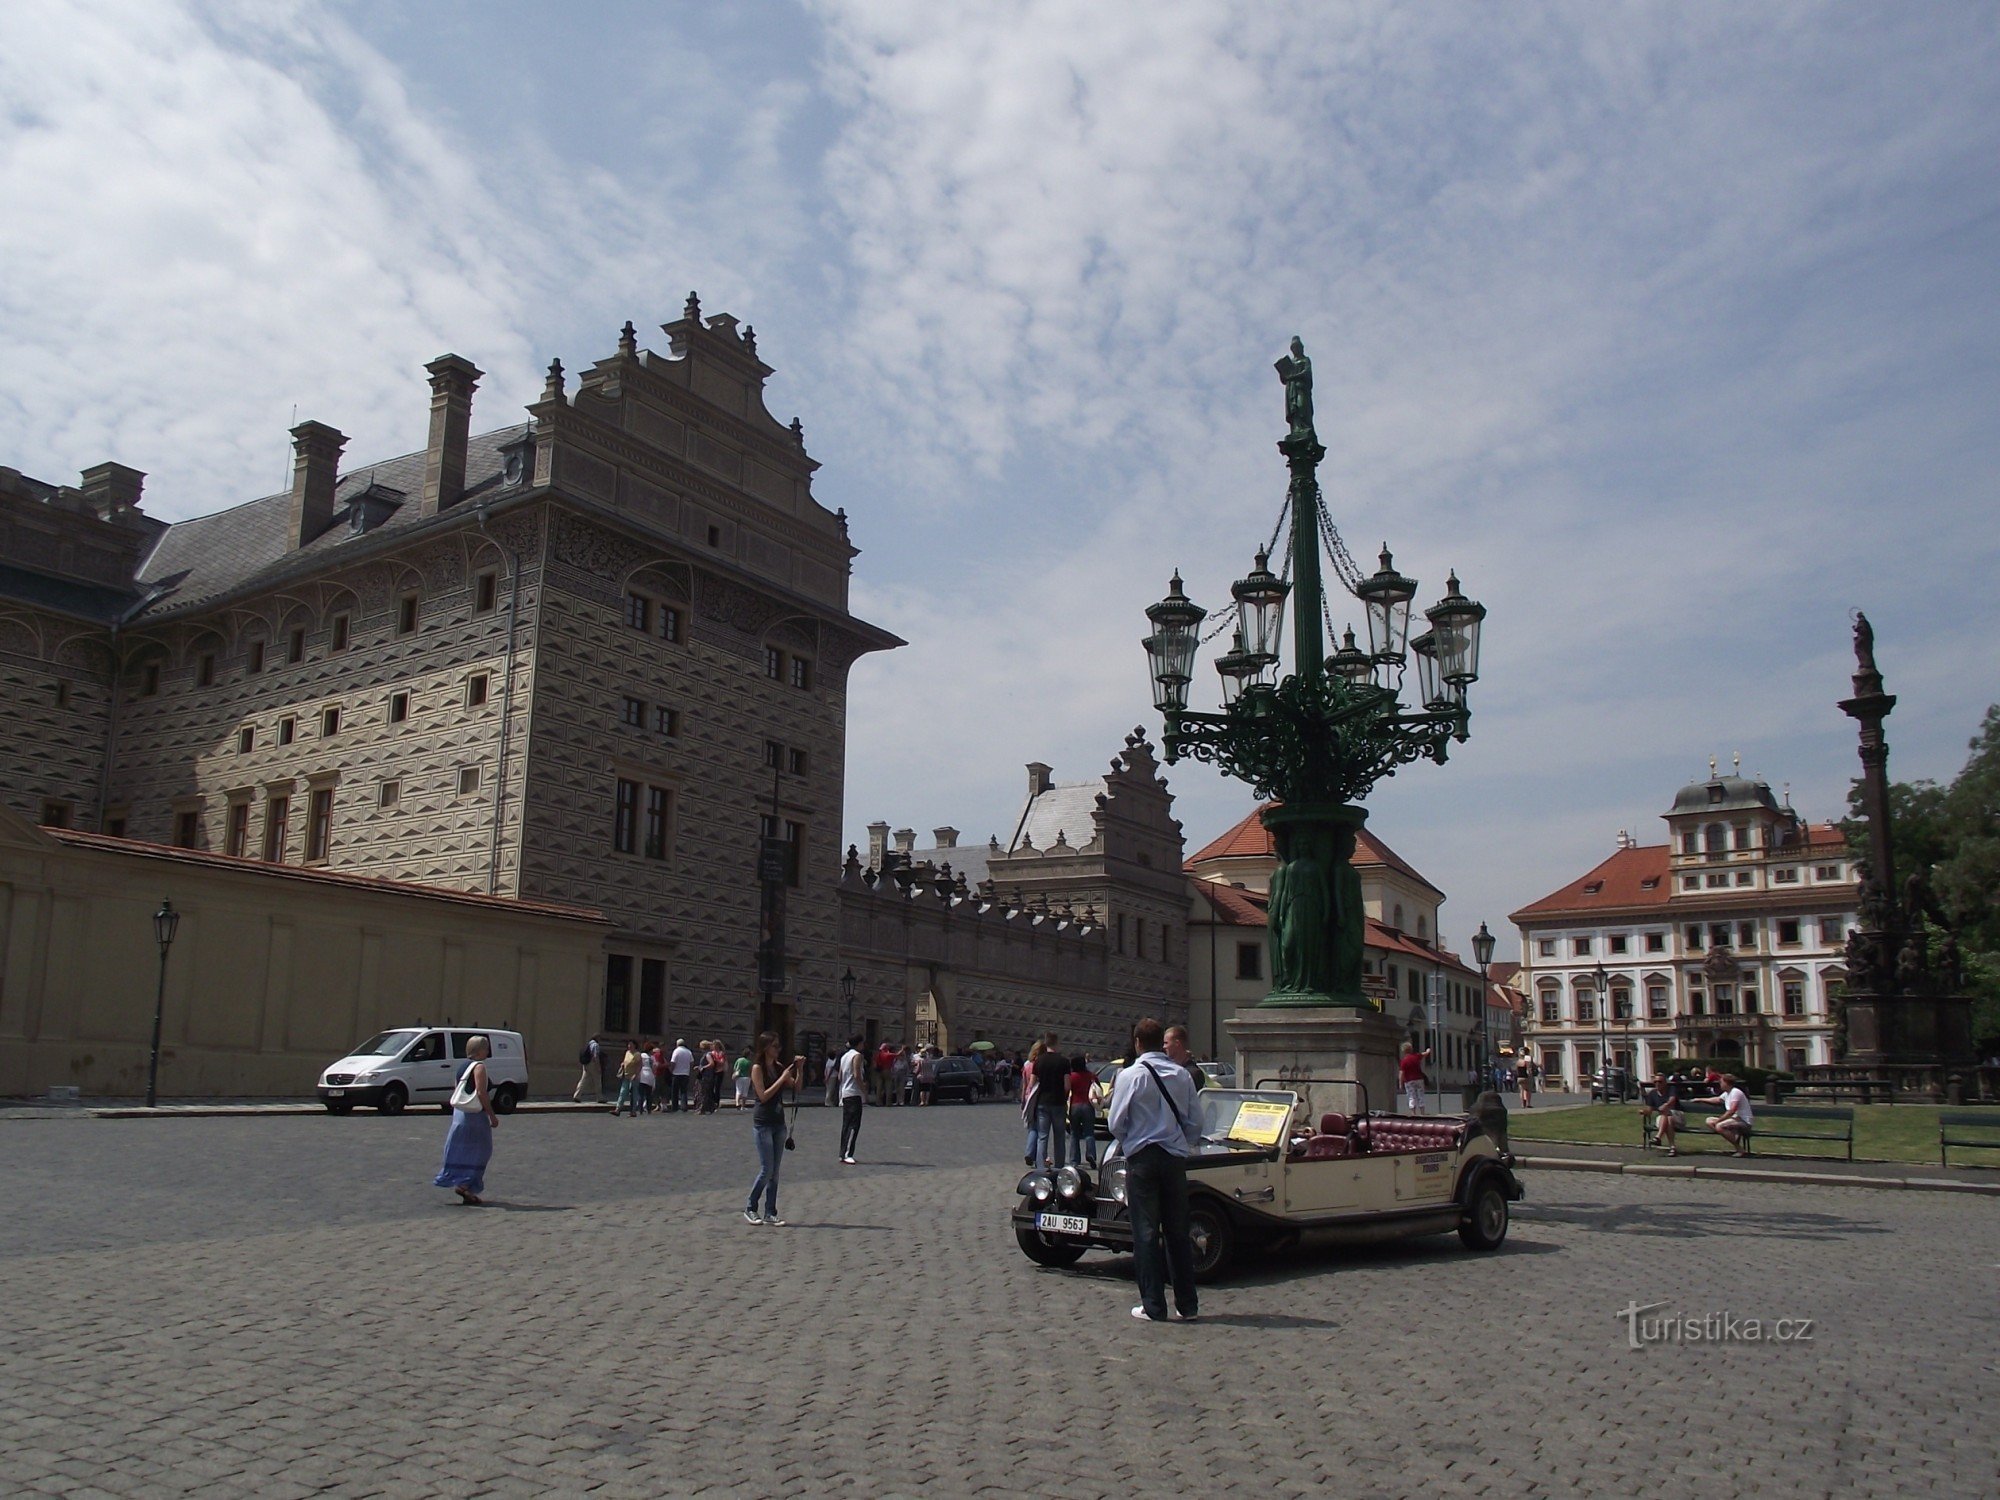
[578,1042,594,1066]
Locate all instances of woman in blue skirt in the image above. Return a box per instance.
[435,1034,498,1205]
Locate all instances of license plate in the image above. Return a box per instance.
[326,1089,345,1097]
[1035,1212,1090,1236]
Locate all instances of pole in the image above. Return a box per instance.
[145,940,168,1109]
[1479,957,1491,1091]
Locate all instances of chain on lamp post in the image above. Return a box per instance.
[1143,337,1487,1009]
[145,898,181,1109]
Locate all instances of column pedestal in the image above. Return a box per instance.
[1226,1005,1405,1124]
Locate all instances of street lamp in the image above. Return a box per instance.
[840,968,856,1039]
[1472,921,1497,1090]
[145,898,181,1109]
[1594,959,1610,1103]
[1141,337,1487,1009]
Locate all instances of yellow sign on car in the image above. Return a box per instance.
[1226,1100,1293,1147]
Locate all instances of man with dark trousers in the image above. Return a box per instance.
[836,1033,867,1164]
[1106,1016,1202,1323]
[1031,1033,1071,1169]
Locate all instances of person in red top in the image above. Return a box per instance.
[873,1042,897,1108]
[1398,1042,1432,1115]
[1065,1052,1098,1167]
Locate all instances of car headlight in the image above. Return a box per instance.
[1056,1165,1089,1199]
[1102,1162,1128,1205]
[352,1071,377,1084]
[1016,1172,1055,1202]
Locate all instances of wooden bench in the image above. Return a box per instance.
[1741,1104,1854,1161]
[1938,1109,2000,1167]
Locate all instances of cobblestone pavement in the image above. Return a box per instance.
[2,1103,1995,1498]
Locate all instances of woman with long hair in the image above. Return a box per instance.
[434,1035,498,1206]
[1021,1038,1046,1167]
[743,1031,803,1225]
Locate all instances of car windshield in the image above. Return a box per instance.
[354,1030,420,1057]
[1194,1088,1301,1148]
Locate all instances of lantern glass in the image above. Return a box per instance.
[153,898,180,948]
[1230,548,1289,663]
[1142,571,1206,712]
[1409,630,1443,710]
[1355,546,1417,665]
[1472,921,1496,969]
[1215,641,1257,707]
[1331,625,1375,686]
[1424,570,1486,685]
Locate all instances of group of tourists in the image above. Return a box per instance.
[572,1037,748,1116]
[1640,1068,1753,1156]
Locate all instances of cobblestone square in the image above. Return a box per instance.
[2,1103,1995,1497]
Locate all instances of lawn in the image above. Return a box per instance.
[1506,1100,2000,1169]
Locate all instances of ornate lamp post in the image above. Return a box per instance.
[1472,921,1497,1089]
[840,968,856,1040]
[145,898,181,1109]
[1593,959,1611,1103]
[1144,337,1486,1010]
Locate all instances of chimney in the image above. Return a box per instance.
[421,354,482,516]
[79,462,145,520]
[867,821,890,870]
[1027,762,1053,797]
[893,828,916,854]
[288,421,346,548]
[933,826,958,849]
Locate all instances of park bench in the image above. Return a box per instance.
[1937,1109,2000,1167]
[1642,1102,1853,1160]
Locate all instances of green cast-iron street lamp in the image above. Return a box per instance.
[1144,337,1486,1010]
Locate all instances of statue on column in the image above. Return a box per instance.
[1267,824,1331,994]
[1275,335,1315,445]
[1853,611,1877,673]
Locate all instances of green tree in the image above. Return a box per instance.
[1846,704,2000,1046]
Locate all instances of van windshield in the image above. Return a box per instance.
[355,1030,420,1057]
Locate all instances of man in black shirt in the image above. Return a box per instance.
[1032,1033,1071,1169]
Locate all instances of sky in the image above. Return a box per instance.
[3,0,1997,960]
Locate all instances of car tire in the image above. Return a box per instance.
[1188,1198,1235,1281]
[378,1085,407,1116]
[491,1084,518,1115]
[324,1101,353,1115]
[1015,1224,1087,1268]
[1459,1179,1509,1251]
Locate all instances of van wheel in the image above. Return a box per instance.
[324,1101,353,1115]
[1460,1180,1509,1251]
[378,1085,407,1116]
[491,1084,518,1115]
[1188,1198,1235,1281]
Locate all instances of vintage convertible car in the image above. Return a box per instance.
[1011,1084,1522,1279]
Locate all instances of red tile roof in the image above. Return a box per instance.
[45,829,611,924]
[1509,844,1672,922]
[1192,880,1268,926]
[1189,880,1478,977]
[1186,804,1442,896]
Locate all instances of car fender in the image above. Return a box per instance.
[1454,1156,1522,1209]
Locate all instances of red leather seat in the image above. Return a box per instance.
[1303,1133,1351,1160]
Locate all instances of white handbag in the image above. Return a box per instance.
[450,1066,483,1112]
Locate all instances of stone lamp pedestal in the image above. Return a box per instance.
[1227,1005,1405,1124]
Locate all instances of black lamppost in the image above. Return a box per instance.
[1594,959,1611,1104]
[840,968,856,1040]
[1472,921,1497,1090]
[145,898,181,1109]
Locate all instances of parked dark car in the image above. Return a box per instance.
[930,1055,986,1103]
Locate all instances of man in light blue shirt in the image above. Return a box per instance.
[1106,1016,1202,1323]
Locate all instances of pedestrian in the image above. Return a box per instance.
[743,1032,803,1225]
[636,1044,657,1115]
[1032,1033,1070,1169]
[824,1048,841,1108]
[669,1038,695,1112]
[1066,1050,1097,1167]
[733,1047,753,1109]
[1705,1073,1754,1156]
[702,1040,726,1114]
[1021,1038,1046,1166]
[1164,1025,1204,1092]
[1518,1059,1535,1109]
[891,1045,911,1106]
[1105,1017,1200,1323]
[914,1047,935,1106]
[1398,1041,1432,1114]
[648,1042,666,1111]
[836,1032,867,1164]
[873,1039,895,1107]
[434,1034,499,1206]
[573,1036,601,1103]
[616,1040,643,1116]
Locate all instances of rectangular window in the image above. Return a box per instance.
[389,691,409,724]
[1777,918,1800,946]
[622,696,646,728]
[1704,873,1727,888]
[248,640,266,674]
[625,592,650,632]
[466,674,489,708]
[639,958,666,1035]
[287,628,305,664]
[1819,917,1843,945]
[707,524,721,547]
[1685,925,1703,950]
[238,726,255,754]
[197,652,216,687]
[1681,875,1699,890]
[1735,871,1752,886]
[104,813,126,839]
[320,707,340,737]
[1236,942,1262,981]
[1609,934,1628,954]
[787,747,808,776]
[603,954,633,1034]
[457,766,480,796]
[40,799,73,827]
[659,605,682,643]
[765,646,784,681]
[1774,866,1799,884]
[277,716,296,746]
[174,810,200,849]
[654,705,679,738]
[1537,938,1555,957]
[614,778,639,854]
[1572,937,1592,957]
[1737,921,1756,948]
[475,571,498,614]
[644,786,669,861]
[140,663,159,697]
[765,738,784,769]
[1645,933,1665,953]
[1648,984,1670,1020]
[397,593,420,635]
[1540,997,1560,1023]
[306,787,333,862]
[330,613,350,652]
[263,795,289,862]
[790,657,813,691]
[1577,997,1596,1024]
[1815,865,1841,881]
[378,780,400,809]
[1783,981,1805,1016]
[226,801,249,857]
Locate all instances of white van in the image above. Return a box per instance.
[317,1027,528,1115]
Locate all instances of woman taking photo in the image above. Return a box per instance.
[434,1035,499,1206]
[743,1032,803,1226]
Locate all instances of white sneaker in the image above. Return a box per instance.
[842,1155,857,1165]
[1130,1305,1163,1322]
[742,1209,762,1225]
[763,1214,787,1226]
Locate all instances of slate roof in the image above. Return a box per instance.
[0,562,143,623]
[897,841,996,888]
[134,426,529,615]
[1009,783,1104,854]
[1185,803,1443,896]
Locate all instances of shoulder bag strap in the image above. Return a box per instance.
[1139,1062,1188,1132]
